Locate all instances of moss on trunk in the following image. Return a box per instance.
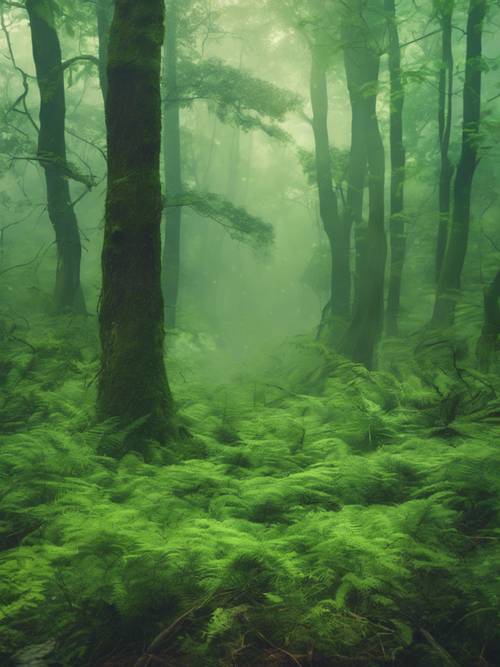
[97,0,176,447]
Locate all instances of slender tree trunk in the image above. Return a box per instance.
[26,0,86,314]
[96,0,114,103]
[341,42,387,370]
[476,270,500,372]
[310,46,350,326]
[344,98,367,312]
[163,0,183,330]
[385,0,406,336]
[98,0,175,445]
[435,6,454,281]
[432,0,487,327]
[341,20,369,312]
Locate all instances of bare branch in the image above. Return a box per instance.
[0,6,39,133]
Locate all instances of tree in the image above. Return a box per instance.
[432,0,487,327]
[309,42,351,325]
[97,0,176,446]
[277,0,352,331]
[340,0,387,369]
[384,0,407,336]
[161,2,298,330]
[434,0,455,281]
[26,0,86,314]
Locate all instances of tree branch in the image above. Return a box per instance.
[0,6,39,133]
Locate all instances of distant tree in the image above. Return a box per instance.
[98,0,176,445]
[162,1,299,328]
[434,0,455,281]
[384,0,407,336]
[432,0,487,327]
[340,0,387,369]
[25,0,87,313]
[309,39,351,324]
[275,0,353,334]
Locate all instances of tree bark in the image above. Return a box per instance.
[432,0,487,327]
[310,46,351,326]
[163,0,183,330]
[98,0,175,445]
[435,5,454,281]
[26,0,86,314]
[385,0,406,336]
[96,0,114,103]
[340,38,387,370]
[476,270,500,372]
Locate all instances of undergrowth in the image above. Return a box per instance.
[0,317,499,666]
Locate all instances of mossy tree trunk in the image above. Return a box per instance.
[26,0,86,314]
[435,3,454,281]
[432,0,487,327]
[385,0,406,337]
[341,39,387,370]
[98,0,176,444]
[310,46,351,328]
[163,0,183,330]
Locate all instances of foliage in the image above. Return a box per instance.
[297,145,350,189]
[168,190,274,252]
[0,322,499,666]
[177,58,302,140]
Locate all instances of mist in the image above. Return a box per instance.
[1,1,499,665]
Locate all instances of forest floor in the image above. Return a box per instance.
[0,315,499,666]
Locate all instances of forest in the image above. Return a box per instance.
[0,0,499,665]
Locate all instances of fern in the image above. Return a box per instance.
[1,324,499,665]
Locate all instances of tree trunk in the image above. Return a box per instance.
[26,0,86,314]
[163,0,183,330]
[96,0,114,103]
[476,270,500,372]
[310,46,351,327]
[385,0,406,336]
[341,41,387,370]
[98,0,175,446]
[432,0,487,327]
[343,97,367,312]
[435,6,454,281]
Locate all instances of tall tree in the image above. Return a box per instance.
[310,43,351,325]
[343,65,367,315]
[26,0,86,314]
[384,0,406,336]
[434,0,455,281]
[340,2,387,369]
[163,0,183,330]
[432,0,487,327]
[280,0,353,330]
[98,0,176,445]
